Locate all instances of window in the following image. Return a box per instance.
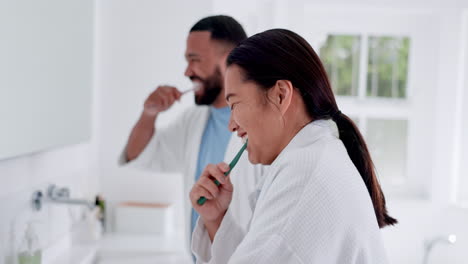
[319,34,411,186]
[320,35,361,96]
[366,119,408,185]
[367,36,409,98]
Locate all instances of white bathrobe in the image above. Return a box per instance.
[192,120,389,263]
[119,105,264,251]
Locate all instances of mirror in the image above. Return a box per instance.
[0,0,94,160]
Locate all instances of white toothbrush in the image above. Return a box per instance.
[182,82,201,95]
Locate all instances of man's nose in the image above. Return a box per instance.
[184,64,194,77]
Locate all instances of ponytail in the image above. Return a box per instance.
[332,111,397,228]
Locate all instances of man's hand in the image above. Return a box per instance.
[143,85,182,116]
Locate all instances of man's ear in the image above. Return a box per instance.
[214,40,231,73]
[270,80,294,115]
[219,52,229,74]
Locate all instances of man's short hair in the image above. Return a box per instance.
[190,15,247,47]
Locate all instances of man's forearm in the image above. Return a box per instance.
[125,112,158,161]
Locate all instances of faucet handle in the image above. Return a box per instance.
[47,184,70,200]
[57,187,70,198]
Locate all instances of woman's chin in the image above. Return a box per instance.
[247,152,269,165]
[247,152,259,165]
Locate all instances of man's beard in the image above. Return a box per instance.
[191,67,223,105]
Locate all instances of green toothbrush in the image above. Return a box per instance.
[197,140,248,205]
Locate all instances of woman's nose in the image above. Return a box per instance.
[228,115,238,132]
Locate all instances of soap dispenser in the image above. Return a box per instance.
[17,222,41,264]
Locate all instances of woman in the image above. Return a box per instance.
[189,29,396,263]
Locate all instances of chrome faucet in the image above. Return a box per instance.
[47,184,96,209]
[422,234,457,264]
[32,184,96,211]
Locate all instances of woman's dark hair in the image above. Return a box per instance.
[190,15,247,47]
[227,29,397,228]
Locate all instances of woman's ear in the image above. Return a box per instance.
[274,80,294,115]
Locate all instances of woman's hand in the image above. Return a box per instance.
[190,162,233,240]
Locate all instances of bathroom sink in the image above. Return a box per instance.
[49,232,191,264]
[95,253,191,264]
[93,233,191,264]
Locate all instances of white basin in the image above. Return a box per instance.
[48,232,192,264]
[94,233,191,264]
[96,253,191,264]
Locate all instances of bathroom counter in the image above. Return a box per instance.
[48,232,191,264]
[99,233,185,254]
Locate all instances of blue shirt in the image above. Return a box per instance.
[191,106,232,237]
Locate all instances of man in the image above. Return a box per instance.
[119,15,263,251]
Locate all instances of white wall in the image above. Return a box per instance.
[96,0,213,236]
[457,10,468,204]
[431,8,467,205]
